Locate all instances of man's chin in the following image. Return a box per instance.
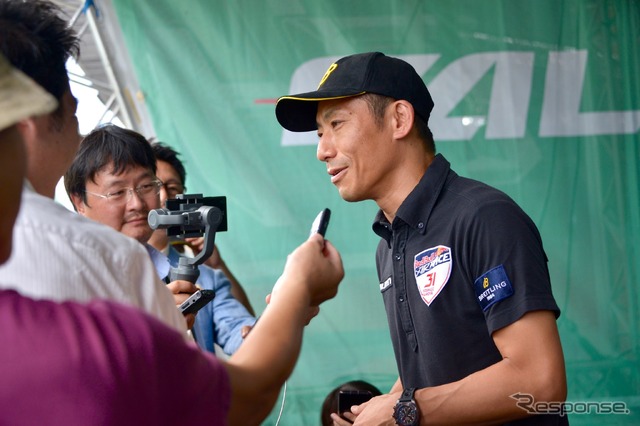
[337,188,365,203]
[123,224,153,244]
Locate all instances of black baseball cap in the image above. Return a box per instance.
[275,52,434,132]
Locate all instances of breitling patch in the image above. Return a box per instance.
[474,265,514,311]
[380,276,392,292]
[414,245,452,306]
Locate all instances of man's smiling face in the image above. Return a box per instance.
[74,163,160,243]
[315,96,397,204]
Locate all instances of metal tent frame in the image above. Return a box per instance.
[52,0,155,136]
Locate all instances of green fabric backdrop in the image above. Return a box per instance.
[111,1,639,424]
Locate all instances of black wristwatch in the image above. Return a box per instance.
[392,387,420,425]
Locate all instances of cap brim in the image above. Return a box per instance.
[275,90,365,132]
[0,60,58,131]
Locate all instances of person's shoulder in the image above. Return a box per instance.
[446,174,517,211]
[445,173,537,232]
[16,288,184,351]
[0,290,227,424]
[20,191,147,253]
[449,173,503,197]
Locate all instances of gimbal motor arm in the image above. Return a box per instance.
[148,198,225,283]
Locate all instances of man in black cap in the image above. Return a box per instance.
[276,52,568,425]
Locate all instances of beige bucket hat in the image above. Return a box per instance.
[0,53,58,131]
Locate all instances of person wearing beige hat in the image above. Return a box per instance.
[0,0,193,333]
[0,52,57,263]
[0,53,58,133]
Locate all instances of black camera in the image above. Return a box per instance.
[148,193,227,283]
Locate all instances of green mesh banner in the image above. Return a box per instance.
[112,0,639,424]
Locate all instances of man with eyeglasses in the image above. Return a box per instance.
[80,180,164,240]
[0,0,187,334]
[65,124,257,355]
[147,141,256,353]
[148,142,254,309]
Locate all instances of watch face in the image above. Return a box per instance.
[394,402,418,425]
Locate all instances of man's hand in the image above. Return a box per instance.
[331,393,397,426]
[184,237,221,269]
[240,325,253,339]
[166,279,198,328]
[270,234,343,307]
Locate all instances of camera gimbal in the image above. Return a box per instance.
[148,194,227,283]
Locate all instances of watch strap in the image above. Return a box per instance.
[399,387,416,402]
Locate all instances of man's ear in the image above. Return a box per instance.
[15,116,51,161]
[15,117,37,141]
[70,193,86,215]
[390,100,414,140]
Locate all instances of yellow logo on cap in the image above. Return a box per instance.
[483,277,489,289]
[317,63,338,89]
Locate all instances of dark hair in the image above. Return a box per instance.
[361,93,394,129]
[361,93,436,155]
[320,380,382,426]
[414,114,435,154]
[64,124,157,207]
[149,140,187,186]
[0,0,79,126]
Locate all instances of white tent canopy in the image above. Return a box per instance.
[54,0,154,135]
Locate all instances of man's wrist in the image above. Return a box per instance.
[392,387,420,426]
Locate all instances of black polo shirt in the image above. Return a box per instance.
[373,154,564,425]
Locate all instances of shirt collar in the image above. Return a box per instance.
[372,154,453,243]
[145,243,171,280]
[23,179,36,193]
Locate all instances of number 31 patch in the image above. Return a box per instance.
[414,245,452,306]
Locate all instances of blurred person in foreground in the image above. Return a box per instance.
[0,52,345,425]
[0,0,189,333]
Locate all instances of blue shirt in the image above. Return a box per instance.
[147,244,256,355]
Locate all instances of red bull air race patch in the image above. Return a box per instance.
[474,265,514,311]
[414,245,452,306]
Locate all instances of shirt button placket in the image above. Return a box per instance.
[395,251,403,304]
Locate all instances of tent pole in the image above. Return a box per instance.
[84,4,133,129]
